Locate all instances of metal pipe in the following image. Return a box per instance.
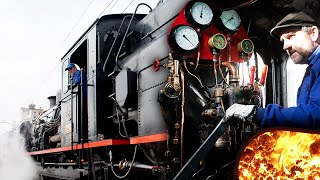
[43,162,77,166]
[254,51,259,82]
[271,58,277,103]
[80,70,84,171]
[42,161,104,166]
[141,14,179,41]
[97,32,101,64]
[103,161,159,172]
[70,82,74,155]
[180,69,185,168]
[221,62,239,85]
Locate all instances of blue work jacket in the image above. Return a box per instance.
[72,70,86,85]
[72,70,87,96]
[257,45,320,129]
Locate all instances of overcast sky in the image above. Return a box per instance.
[0,0,158,131]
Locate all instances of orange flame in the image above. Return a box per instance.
[238,130,320,179]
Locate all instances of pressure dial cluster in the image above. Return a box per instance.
[168,25,200,53]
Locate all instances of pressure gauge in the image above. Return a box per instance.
[238,39,254,54]
[185,1,213,29]
[220,10,241,32]
[168,25,199,53]
[208,33,227,50]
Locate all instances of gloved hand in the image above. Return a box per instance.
[224,103,257,124]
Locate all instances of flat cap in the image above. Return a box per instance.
[270,12,318,39]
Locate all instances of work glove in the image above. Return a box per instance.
[224,103,257,124]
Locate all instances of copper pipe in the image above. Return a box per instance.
[180,69,185,168]
[221,62,239,84]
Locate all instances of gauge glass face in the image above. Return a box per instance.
[220,10,241,31]
[209,33,227,50]
[241,39,254,54]
[190,2,213,26]
[174,26,199,51]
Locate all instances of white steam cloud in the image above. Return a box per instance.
[0,131,38,180]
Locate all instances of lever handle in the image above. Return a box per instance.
[260,64,268,85]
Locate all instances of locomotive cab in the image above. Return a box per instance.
[61,40,89,146]
[60,14,146,147]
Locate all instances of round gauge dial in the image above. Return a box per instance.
[220,10,241,32]
[186,2,213,29]
[208,33,227,50]
[238,39,254,54]
[169,25,199,53]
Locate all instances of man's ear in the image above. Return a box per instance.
[309,26,319,42]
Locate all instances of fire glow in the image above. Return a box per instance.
[237,130,320,179]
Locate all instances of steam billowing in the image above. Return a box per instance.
[0,131,38,180]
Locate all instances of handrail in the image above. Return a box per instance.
[114,3,152,71]
[102,15,138,73]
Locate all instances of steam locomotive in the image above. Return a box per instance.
[19,0,320,179]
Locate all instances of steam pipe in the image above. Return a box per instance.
[101,161,159,172]
[221,62,239,85]
[119,161,159,171]
[141,13,179,41]
[41,161,104,166]
[180,69,185,168]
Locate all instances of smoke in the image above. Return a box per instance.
[0,131,38,180]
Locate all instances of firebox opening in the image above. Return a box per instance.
[235,128,320,180]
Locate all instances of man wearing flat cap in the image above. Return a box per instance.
[225,12,320,129]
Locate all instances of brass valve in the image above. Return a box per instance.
[163,53,181,98]
[214,86,224,103]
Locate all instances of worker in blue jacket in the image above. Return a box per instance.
[65,63,87,97]
[65,63,87,85]
[225,11,320,129]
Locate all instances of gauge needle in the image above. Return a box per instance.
[183,35,194,46]
[200,5,204,18]
[226,15,234,23]
[214,39,223,46]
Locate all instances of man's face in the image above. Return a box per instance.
[67,66,77,75]
[280,27,315,64]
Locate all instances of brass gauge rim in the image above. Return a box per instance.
[238,39,254,54]
[208,33,227,50]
